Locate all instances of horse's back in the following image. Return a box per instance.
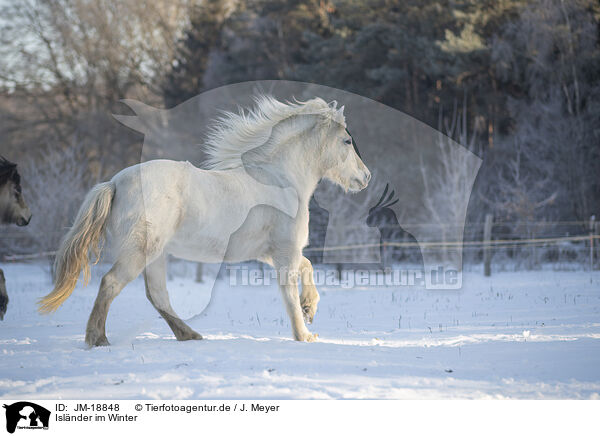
[104,159,299,264]
[105,160,192,251]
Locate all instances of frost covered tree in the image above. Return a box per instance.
[415,99,480,275]
[490,0,600,223]
[14,146,93,263]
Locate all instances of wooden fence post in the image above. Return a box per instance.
[483,214,493,277]
[590,215,596,274]
[595,220,600,270]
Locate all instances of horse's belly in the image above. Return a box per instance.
[165,232,229,263]
[165,225,270,264]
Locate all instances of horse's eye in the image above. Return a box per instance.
[344,138,352,145]
[15,185,21,195]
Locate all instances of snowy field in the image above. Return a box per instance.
[1,261,599,399]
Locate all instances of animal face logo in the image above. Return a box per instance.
[113,80,481,318]
[366,183,399,228]
[3,402,50,433]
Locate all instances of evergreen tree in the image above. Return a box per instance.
[163,0,229,107]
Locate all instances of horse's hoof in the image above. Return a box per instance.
[86,334,110,348]
[306,333,318,342]
[302,305,316,324]
[295,331,318,342]
[96,336,110,346]
[178,331,203,341]
[188,331,203,340]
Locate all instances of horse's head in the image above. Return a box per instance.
[366,183,399,228]
[320,105,371,193]
[0,157,32,226]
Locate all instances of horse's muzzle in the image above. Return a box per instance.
[349,169,371,192]
[16,214,32,226]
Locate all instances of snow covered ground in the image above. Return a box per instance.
[0,261,599,399]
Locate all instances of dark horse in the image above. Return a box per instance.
[0,157,32,320]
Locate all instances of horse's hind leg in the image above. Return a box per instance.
[85,251,147,347]
[144,254,202,341]
[299,257,319,324]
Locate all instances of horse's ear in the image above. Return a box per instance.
[0,157,16,170]
[335,105,345,123]
[328,100,338,109]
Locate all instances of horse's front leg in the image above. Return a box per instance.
[0,269,7,320]
[274,256,318,342]
[299,257,319,324]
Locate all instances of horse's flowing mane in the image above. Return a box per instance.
[203,95,345,170]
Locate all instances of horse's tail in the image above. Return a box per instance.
[38,181,115,314]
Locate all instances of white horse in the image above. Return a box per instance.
[38,96,370,347]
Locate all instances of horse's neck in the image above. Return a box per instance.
[274,146,322,203]
[242,154,319,205]
[280,164,320,207]
[263,116,325,202]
